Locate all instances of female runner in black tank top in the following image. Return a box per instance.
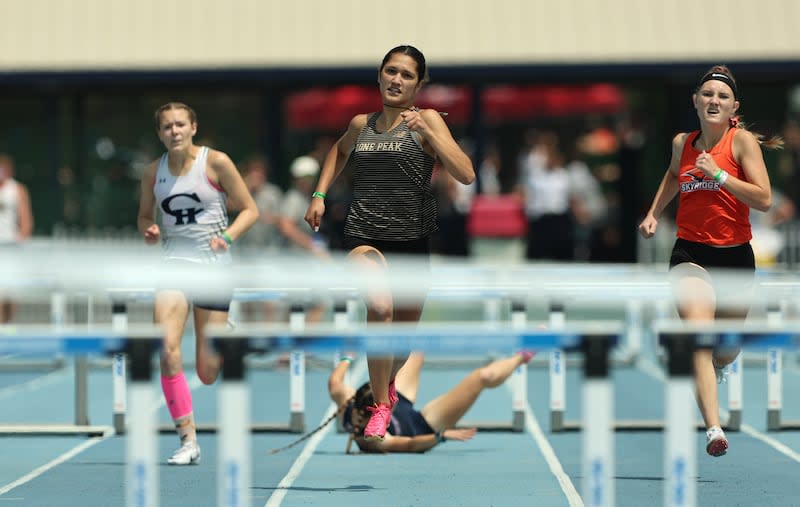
[304,45,474,441]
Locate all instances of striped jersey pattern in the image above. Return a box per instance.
[344,112,437,241]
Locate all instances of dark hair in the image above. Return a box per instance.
[352,382,375,417]
[380,45,429,84]
[154,102,197,129]
[695,65,784,150]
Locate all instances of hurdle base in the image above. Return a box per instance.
[113,413,126,435]
[549,419,739,433]
[456,419,524,432]
[289,412,305,433]
[726,410,741,432]
[769,420,800,431]
[0,424,113,437]
[531,355,637,369]
[512,410,525,432]
[158,422,305,434]
[767,409,800,431]
[0,357,65,371]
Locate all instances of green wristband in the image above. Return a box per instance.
[340,356,354,364]
[312,191,326,199]
[221,232,233,245]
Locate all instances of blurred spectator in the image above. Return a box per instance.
[433,164,475,257]
[478,142,502,196]
[516,131,598,261]
[86,160,138,229]
[278,155,329,322]
[229,155,284,323]
[751,188,795,266]
[776,116,800,213]
[566,153,608,261]
[613,114,647,262]
[235,156,283,253]
[279,156,328,255]
[56,166,82,226]
[306,136,351,252]
[0,153,34,323]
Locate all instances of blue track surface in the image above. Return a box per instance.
[2,333,800,506]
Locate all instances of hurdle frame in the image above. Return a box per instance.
[549,294,749,434]
[332,287,528,433]
[763,304,800,431]
[109,288,309,435]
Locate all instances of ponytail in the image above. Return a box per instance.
[731,115,784,150]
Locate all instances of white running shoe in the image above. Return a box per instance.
[714,364,728,384]
[167,440,201,465]
[705,427,728,457]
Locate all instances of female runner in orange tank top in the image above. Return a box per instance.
[639,65,783,457]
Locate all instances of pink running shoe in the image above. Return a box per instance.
[705,427,728,457]
[363,403,392,441]
[518,350,536,364]
[388,379,399,409]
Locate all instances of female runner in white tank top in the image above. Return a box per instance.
[137,102,258,465]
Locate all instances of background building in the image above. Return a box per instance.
[2,0,799,262]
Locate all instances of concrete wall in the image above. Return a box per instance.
[2,0,798,71]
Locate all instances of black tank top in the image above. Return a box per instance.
[344,112,437,241]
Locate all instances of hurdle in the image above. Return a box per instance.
[329,274,656,434]
[549,297,679,433]
[208,319,623,507]
[760,304,800,431]
[107,287,310,435]
[0,312,626,506]
[330,285,529,432]
[657,320,800,507]
[0,291,66,371]
[106,281,534,436]
[546,271,784,433]
[0,293,110,436]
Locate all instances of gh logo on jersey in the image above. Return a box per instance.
[162,193,204,225]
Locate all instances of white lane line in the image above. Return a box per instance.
[0,365,203,499]
[0,428,114,496]
[740,424,800,462]
[516,386,584,507]
[264,358,368,507]
[636,355,800,464]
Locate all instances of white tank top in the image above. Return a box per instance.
[153,147,230,264]
[0,179,19,244]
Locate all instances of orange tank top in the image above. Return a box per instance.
[675,128,751,246]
